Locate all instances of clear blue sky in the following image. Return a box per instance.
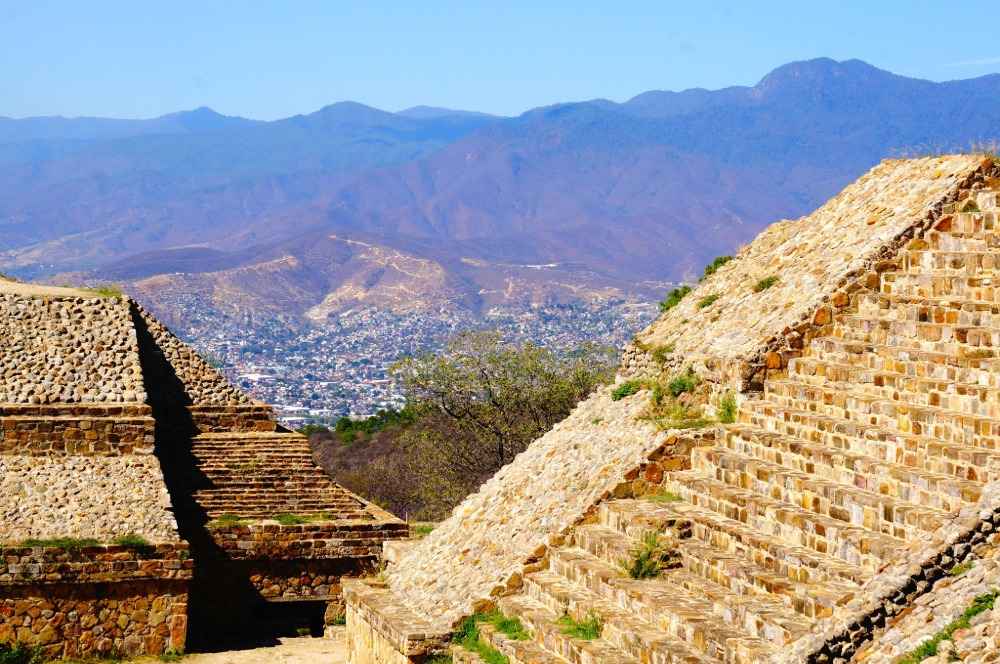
[4,0,1000,120]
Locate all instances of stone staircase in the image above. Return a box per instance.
[456,184,1000,662]
[184,431,375,520]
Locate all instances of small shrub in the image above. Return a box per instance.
[19,537,99,551]
[620,531,671,580]
[0,643,43,664]
[557,612,602,640]
[659,285,692,312]
[611,380,642,401]
[718,393,738,424]
[753,275,779,293]
[411,523,435,538]
[961,199,981,213]
[701,255,733,280]
[296,627,312,636]
[697,293,720,309]
[329,613,347,626]
[646,490,683,503]
[650,344,674,365]
[897,589,998,664]
[949,561,973,577]
[667,368,698,397]
[159,650,185,663]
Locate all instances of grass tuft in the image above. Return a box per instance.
[897,589,998,664]
[701,255,733,280]
[19,537,99,551]
[454,614,509,664]
[650,344,675,365]
[411,523,435,538]
[667,368,698,397]
[697,293,720,309]
[112,533,155,554]
[557,613,602,640]
[718,392,738,424]
[83,284,124,299]
[620,531,671,580]
[753,275,779,293]
[0,643,43,664]
[611,380,642,401]
[949,561,973,577]
[646,490,683,503]
[962,199,981,213]
[659,285,692,312]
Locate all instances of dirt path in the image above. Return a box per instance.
[134,630,348,664]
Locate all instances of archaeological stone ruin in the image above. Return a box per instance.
[344,154,1000,663]
[0,282,407,659]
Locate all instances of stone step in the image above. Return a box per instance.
[741,399,1000,482]
[900,250,1000,275]
[833,315,1000,352]
[764,379,1000,445]
[787,357,1000,419]
[663,472,904,570]
[674,539,854,620]
[855,291,1000,327]
[725,418,985,506]
[925,229,1000,252]
[881,271,1000,303]
[691,446,948,539]
[547,544,795,652]
[804,337,1000,389]
[598,499,869,588]
[475,621,572,664]
[942,210,999,234]
[495,593,643,664]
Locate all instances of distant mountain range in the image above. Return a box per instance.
[2,58,999,322]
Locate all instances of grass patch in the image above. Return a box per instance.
[620,531,671,580]
[557,612,602,640]
[19,537,99,551]
[159,652,185,663]
[701,255,733,280]
[753,275,779,293]
[949,561,974,577]
[83,284,124,299]
[208,513,250,528]
[411,523,435,538]
[718,392,738,424]
[646,490,683,503]
[611,380,643,401]
[274,513,332,526]
[329,613,347,626]
[454,615,509,664]
[112,533,155,554]
[667,368,699,397]
[0,643,43,664]
[697,294,720,309]
[898,589,998,664]
[659,285,692,312]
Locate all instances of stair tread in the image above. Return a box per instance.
[603,499,869,585]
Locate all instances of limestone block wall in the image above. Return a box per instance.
[0,404,155,455]
[0,293,146,404]
[187,404,278,433]
[0,455,179,542]
[384,387,709,629]
[624,155,991,390]
[210,521,408,561]
[0,581,188,660]
[133,304,250,406]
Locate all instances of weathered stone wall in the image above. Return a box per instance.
[133,303,250,406]
[0,404,155,455]
[0,292,146,404]
[188,404,278,432]
[625,155,990,389]
[0,455,179,542]
[0,543,192,585]
[210,522,408,561]
[247,558,372,600]
[384,387,708,629]
[345,579,450,663]
[0,580,188,659]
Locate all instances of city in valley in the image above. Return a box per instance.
[156,299,658,427]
